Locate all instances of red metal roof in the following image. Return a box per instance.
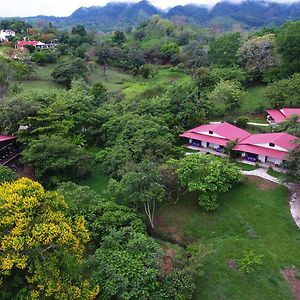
[239,133,297,150]
[266,109,286,123]
[180,122,298,160]
[17,40,39,47]
[267,108,300,123]
[186,122,251,141]
[233,144,288,160]
[179,132,229,146]
[0,135,16,142]
[281,108,300,119]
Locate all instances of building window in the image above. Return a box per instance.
[269,143,275,147]
[209,130,213,135]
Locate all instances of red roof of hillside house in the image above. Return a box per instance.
[234,133,297,159]
[16,40,39,48]
[179,122,251,145]
[267,108,300,123]
[0,135,16,142]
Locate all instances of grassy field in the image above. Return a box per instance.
[19,62,63,91]
[241,85,266,113]
[89,66,192,100]
[154,177,299,300]
[267,168,285,180]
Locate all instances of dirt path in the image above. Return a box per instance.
[281,268,300,300]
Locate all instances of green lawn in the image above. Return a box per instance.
[79,164,109,197]
[154,177,299,300]
[241,85,266,113]
[267,168,285,180]
[235,162,257,171]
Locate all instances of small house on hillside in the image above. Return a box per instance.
[180,122,297,166]
[267,108,300,124]
[16,40,57,50]
[0,29,16,41]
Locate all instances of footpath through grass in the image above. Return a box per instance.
[154,177,299,300]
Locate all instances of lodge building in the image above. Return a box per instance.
[180,122,297,166]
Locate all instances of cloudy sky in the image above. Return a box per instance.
[0,0,298,17]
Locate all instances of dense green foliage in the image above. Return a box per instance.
[0,166,17,183]
[173,154,242,210]
[264,73,300,108]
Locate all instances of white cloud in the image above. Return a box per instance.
[0,0,298,17]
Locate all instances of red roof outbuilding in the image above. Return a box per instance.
[0,135,16,142]
[267,108,300,123]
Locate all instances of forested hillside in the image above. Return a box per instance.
[7,0,300,32]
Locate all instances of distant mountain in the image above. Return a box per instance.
[15,0,300,32]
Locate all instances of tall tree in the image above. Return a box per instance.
[208,33,241,67]
[276,21,300,76]
[208,80,244,115]
[173,154,241,210]
[239,34,279,78]
[109,160,166,228]
[264,73,300,108]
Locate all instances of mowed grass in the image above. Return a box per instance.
[235,162,257,171]
[267,168,285,180]
[241,85,266,113]
[154,177,300,300]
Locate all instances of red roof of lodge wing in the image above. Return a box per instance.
[180,132,230,146]
[281,108,300,119]
[238,133,298,150]
[233,144,289,160]
[0,135,16,142]
[181,122,251,141]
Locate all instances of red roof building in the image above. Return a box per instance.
[180,123,298,166]
[267,108,300,124]
[0,135,16,143]
[234,133,297,163]
[0,134,18,166]
[16,40,39,49]
[179,122,251,148]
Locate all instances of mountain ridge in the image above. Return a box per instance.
[6,0,300,32]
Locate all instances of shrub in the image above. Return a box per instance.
[237,250,264,273]
[0,165,17,183]
[236,116,249,128]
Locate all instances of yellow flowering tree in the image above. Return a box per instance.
[0,178,99,300]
